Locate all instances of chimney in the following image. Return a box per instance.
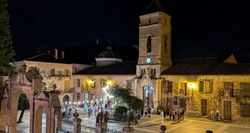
[54,49,58,60]
[61,51,65,59]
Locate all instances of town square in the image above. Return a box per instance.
[1,0,250,133]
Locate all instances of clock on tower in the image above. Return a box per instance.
[146,57,151,64]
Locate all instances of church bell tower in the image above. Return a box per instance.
[136,0,172,78]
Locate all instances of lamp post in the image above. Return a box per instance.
[188,82,196,116]
[188,83,195,96]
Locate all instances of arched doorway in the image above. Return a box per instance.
[17,93,30,132]
[143,85,154,108]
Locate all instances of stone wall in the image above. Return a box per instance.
[160,75,250,121]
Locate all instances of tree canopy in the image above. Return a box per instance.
[111,86,144,110]
[0,0,15,75]
[0,0,15,105]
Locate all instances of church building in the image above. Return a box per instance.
[73,0,250,121]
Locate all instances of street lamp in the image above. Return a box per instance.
[188,83,196,96]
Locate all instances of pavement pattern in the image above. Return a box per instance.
[16,110,250,133]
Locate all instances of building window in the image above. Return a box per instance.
[162,80,167,94]
[153,69,156,78]
[101,79,107,87]
[240,83,250,97]
[240,104,250,117]
[126,80,132,89]
[76,79,81,87]
[167,81,173,93]
[64,69,70,76]
[179,83,187,96]
[199,80,213,93]
[224,82,234,97]
[77,93,80,101]
[64,80,70,91]
[50,68,55,75]
[141,69,145,76]
[147,35,152,53]
[164,34,167,53]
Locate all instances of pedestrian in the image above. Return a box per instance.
[140,109,144,117]
[88,105,92,118]
[160,110,164,125]
[180,108,185,121]
[96,112,100,126]
[169,108,172,120]
[104,111,109,122]
[135,112,140,125]
[148,107,151,117]
[172,108,176,121]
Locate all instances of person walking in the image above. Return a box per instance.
[148,107,151,117]
[160,110,164,125]
[172,108,176,121]
[169,108,172,120]
[87,105,92,118]
[134,112,140,125]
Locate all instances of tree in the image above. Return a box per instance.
[17,93,29,123]
[0,0,16,108]
[111,86,144,117]
[111,86,144,110]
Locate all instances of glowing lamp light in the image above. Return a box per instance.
[69,102,72,105]
[87,79,94,84]
[106,80,112,86]
[102,86,114,98]
[188,83,196,89]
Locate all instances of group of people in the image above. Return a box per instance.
[61,106,77,120]
[95,111,109,126]
[169,108,185,122]
[85,101,112,118]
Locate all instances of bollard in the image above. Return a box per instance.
[73,112,82,133]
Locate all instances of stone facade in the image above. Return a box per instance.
[159,75,250,121]
[16,60,90,103]
[73,74,135,103]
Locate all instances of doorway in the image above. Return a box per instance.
[143,85,154,108]
[201,99,207,116]
[224,101,231,120]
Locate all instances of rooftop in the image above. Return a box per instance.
[162,57,250,75]
[74,61,136,75]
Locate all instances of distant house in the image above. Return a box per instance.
[16,49,90,104]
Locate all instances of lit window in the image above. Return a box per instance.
[240,83,250,97]
[199,80,213,93]
[167,81,173,93]
[179,83,187,96]
[76,79,80,87]
[224,82,234,97]
[240,104,250,117]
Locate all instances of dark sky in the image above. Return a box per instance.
[8,0,250,59]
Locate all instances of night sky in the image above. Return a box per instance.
[8,0,250,60]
